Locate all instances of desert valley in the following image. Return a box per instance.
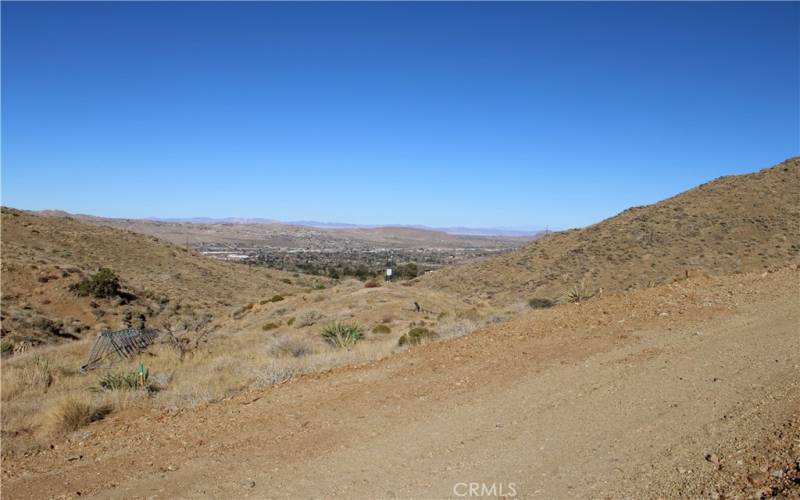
[1,157,798,498]
[3,2,799,497]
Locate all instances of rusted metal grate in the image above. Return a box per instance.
[80,328,159,371]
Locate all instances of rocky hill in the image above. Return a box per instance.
[420,157,800,304]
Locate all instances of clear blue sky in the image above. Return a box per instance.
[2,2,798,229]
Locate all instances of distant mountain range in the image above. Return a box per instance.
[144,217,544,237]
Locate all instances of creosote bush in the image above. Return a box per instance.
[398,327,438,347]
[70,268,121,298]
[267,295,285,303]
[262,322,280,331]
[321,321,363,348]
[396,262,419,280]
[371,324,391,334]
[528,298,556,309]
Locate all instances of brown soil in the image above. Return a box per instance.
[2,267,797,498]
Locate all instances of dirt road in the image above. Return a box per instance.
[3,268,799,499]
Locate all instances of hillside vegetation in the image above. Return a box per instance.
[420,157,800,304]
[0,208,307,350]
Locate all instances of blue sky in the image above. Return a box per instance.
[2,2,798,229]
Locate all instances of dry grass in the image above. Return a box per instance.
[268,334,315,358]
[2,355,57,401]
[297,310,325,327]
[256,337,397,386]
[44,395,109,435]
[364,278,381,288]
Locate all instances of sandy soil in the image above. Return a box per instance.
[2,268,798,499]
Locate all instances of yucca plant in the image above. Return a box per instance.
[97,370,147,391]
[562,280,594,304]
[320,321,363,348]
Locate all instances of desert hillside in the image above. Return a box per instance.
[420,157,800,304]
[0,208,308,350]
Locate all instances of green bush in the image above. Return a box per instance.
[262,322,280,331]
[398,327,438,347]
[281,278,292,285]
[286,317,296,326]
[371,324,391,334]
[353,265,372,281]
[267,295,285,303]
[71,268,121,298]
[321,321,363,348]
[528,298,556,309]
[396,263,419,280]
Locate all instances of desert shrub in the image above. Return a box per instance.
[259,360,297,386]
[70,268,120,298]
[268,334,314,358]
[456,308,482,321]
[396,263,419,280]
[321,321,363,348]
[262,322,280,331]
[353,264,373,281]
[371,324,391,334]
[437,319,479,339]
[45,396,109,435]
[561,281,594,303]
[286,317,296,326]
[97,370,148,391]
[528,298,556,309]
[298,310,325,327]
[267,295,284,303]
[398,327,438,347]
[281,278,292,284]
[364,278,381,288]
[0,338,11,356]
